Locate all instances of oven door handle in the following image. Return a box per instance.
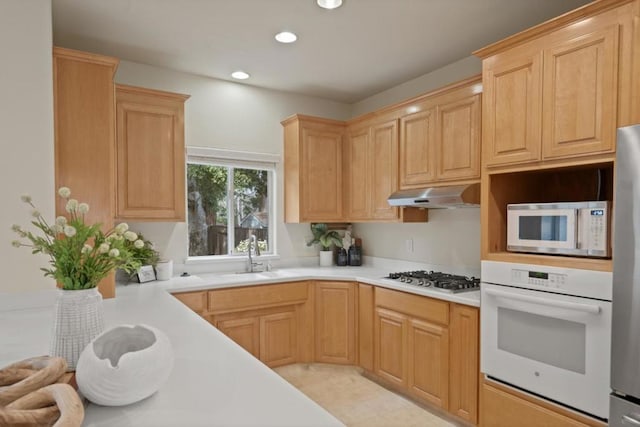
[484,289,602,314]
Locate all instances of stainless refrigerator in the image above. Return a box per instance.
[611,124,640,426]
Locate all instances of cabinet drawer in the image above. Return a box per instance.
[173,291,206,313]
[481,381,604,427]
[208,281,308,314]
[375,287,449,325]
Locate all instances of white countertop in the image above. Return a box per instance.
[0,285,343,427]
[0,265,479,427]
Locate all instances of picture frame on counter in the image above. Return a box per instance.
[137,265,156,283]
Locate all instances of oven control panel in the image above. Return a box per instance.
[511,269,567,289]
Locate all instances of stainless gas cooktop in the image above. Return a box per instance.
[385,270,480,293]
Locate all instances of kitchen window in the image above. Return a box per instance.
[186,147,277,259]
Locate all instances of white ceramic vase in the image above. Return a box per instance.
[76,324,174,406]
[319,250,333,267]
[49,287,105,371]
[155,259,173,281]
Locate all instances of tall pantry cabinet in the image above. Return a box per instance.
[53,47,119,299]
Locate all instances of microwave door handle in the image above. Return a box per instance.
[575,208,582,250]
[622,415,640,426]
[484,289,602,314]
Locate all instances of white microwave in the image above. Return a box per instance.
[506,201,611,258]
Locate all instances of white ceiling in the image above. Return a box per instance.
[52,0,591,103]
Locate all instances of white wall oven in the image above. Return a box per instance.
[481,261,612,419]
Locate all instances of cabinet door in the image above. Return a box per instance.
[315,282,356,364]
[449,304,479,424]
[358,283,374,371]
[408,318,449,409]
[371,119,400,220]
[115,85,189,221]
[300,126,343,221]
[542,26,619,159]
[260,311,297,368]
[173,291,206,315]
[374,308,407,388]
[53,48,119,298]
[437,94,481,181]
[218,316,260,358]
[399,109,437,188]
[483,52,542,166]
[344,126,370,220]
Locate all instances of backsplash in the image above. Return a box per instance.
[353,208,481,272]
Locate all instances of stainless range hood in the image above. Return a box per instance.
[387,183,480,209]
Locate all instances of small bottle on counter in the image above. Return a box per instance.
[336,248,348,266]
[348,238,362,266]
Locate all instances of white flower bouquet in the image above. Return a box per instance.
[11,187,143,290]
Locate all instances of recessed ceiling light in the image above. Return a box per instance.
[317,0,342,9]
[275,31,297,43]
[231,71,250,80]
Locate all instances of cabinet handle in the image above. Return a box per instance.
[484,288,601,314]
[623,414,640,426]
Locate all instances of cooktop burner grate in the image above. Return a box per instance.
[385,270,480,293]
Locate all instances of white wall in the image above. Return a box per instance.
[351,56,483,271]
[354,209,481,272]
[351,56,481,117]
[115,61,353,270]
[0,0,55,292]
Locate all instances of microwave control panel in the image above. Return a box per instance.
[511,269,568,289]
[579,207,607,251]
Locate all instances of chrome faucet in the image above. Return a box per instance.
[247,234,263,272]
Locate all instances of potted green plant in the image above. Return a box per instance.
[123,233,160,282]
[11,187,142,369]
[307,223,342,267]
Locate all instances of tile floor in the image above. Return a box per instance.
[274,363,457,427]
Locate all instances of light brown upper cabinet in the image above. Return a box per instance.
[53,47,119,299]
[399,109,437,188]
[436,93,482,181]
[282,115,345,223]
[115,84,190,221]
[541,25,618,159]
[344,119,400,221]
[399,77,482,189]
[477,0,639,168]
[481,51,543,167]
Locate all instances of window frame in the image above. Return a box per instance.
[185,147,278,264]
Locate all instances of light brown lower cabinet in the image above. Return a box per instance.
[314,281,357,364]
[374,306,449,411]
[374,308,408,388]
[172,290,207,315]
[372,288,479,424]
[212,307,299,368]
[260,310,297,367]
[449,304,479,424]
[217,316,260,358]
[175,282,308,368]
[174,283,480,424]
[481,380,606,427]
[408,317,449,409]
[358,283,374,371]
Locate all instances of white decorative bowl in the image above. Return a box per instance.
[75,324,173,406]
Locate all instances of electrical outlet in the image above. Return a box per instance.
[405,238,414,253]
